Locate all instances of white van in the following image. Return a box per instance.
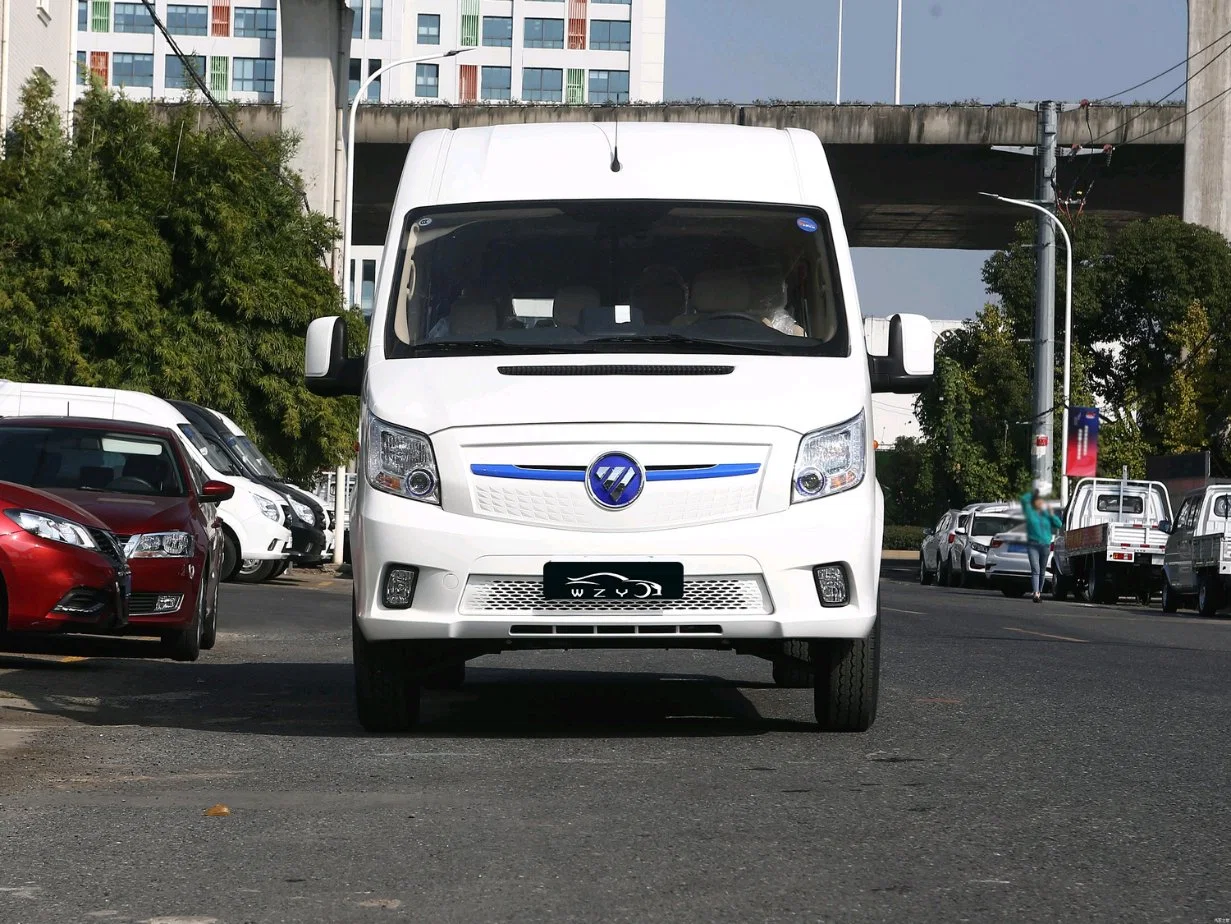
[0,382,292,578]
[304,123,934,733]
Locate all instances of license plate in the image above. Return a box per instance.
[543,562,685,601]
[1008,543,1026,553]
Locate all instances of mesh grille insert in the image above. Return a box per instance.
[461,575,771,616]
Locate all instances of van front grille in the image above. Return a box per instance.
[459,575,771,617]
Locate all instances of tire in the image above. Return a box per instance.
[938,557,951,588]
[200,572,220,650]
[957,559,969,588]
[772,640,813,688]
[272,560,290,578]
[1197,573,1222,618]
[353,610,421,732]
[162,589,204,662]
[1052,574,1071,602]
[1085,559,1117,605]
[235,559,280,584]
[1161,577,1179,614]
[220,531,239,582]
[812,617,880,732]
[919,557,934,586]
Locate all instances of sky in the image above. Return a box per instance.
[662,0,1189,320]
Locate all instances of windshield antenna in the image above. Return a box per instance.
[610,105,621,173]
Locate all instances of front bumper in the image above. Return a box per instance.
[0,533,128,633]
[354,480,882,642]
[123,557,200,631]
[288,523,328,565]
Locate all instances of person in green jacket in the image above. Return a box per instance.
[1021,490,1064,602]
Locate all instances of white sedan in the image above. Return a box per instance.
[984,529,1054,598]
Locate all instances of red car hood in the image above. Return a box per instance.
[0,481,112,530]
[47,490,192,536]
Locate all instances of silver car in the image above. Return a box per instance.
[951,506,1025,587]
[984,528,1053,597]
[919,508,962,586]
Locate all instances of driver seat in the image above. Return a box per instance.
[685,269,751,322]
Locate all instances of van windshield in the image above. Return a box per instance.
[384,201,849,358]
[230,435,281,479]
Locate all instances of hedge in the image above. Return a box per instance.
[883,525,928,550]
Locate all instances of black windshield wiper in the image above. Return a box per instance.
[584,334,786,355]
[410,339,587,355]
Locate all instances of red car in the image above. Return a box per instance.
[0,417,234,661]
[0,481,131,635]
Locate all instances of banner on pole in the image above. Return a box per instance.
[1066,407,1099,478]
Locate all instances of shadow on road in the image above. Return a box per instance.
[0,648,811,740]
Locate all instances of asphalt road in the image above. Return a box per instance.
[1,566,1229,924]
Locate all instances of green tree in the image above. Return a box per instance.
[0,76,359,482]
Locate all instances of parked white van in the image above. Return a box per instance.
[305,122,934,732]
[0,382,292,578]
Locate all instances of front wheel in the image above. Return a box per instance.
[919,557,934,586]
[1052,574,1071,602]
[235,559,280,584]
[162,591,204,662]
[200,573,220,650]
[772,640,813,688]
[1161,577,1180,614]
[812,618,880,732]
[220,532,239,583]
[353,611,421,732]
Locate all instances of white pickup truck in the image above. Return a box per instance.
[1053,477,1172,604]
[1161,484,1231,617]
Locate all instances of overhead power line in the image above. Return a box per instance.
[1092,24,1231,103]
[137,0,311,212]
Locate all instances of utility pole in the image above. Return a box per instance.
[1031,101,1058,496]
[894,0,903,104]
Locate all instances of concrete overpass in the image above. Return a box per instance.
[199,101,1184,251]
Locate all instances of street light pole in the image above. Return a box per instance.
[979,192,1074,508]
[342,48,474,310]
[894,0,903,104]
[835,0,844,104]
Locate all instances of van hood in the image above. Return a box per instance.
[48,490,192,537]
[365,355,868,435]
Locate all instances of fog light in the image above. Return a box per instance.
[155,594,183,613]
[382,565,418,610]
[813,564,849,607]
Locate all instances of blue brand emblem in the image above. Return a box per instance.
[586,452,645,509]
[796,216,818,233]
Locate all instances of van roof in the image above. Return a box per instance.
[395,123,840,217]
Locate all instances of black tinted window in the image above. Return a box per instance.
[0,427,186,496]
[972,516,1023,536]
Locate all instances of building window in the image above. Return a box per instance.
[524,18,564,49]
[348,58,361,101]
[351,259,376,316]
[76,51,88,84]
[210,55,229,97]
[114,2,154,32]
[369,0,382,40]
[89,50,109,82]
[350,0,363,38]
[233,56,275,93]
[415,63,438,98]
[522,68,563,102]
[566,67,584,104]
[460,0,479,46]
[482,16,512,47]
[78,0,89,30]
[167,4,208,35]
[590,19,630,51]
[459,63,477,102]
[91,0,110,32]
[165,54,206,89]
[367,59,382,101]
[567,0,587,49]
[211,2,230,36]
[234,7,276,38]
[588,69,628,103]
[417,13,439,44]
[481,66,511,101]
[113,52,154,88]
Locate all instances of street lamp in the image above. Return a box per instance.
[835,0,844,104]
[894,0,903,104]
[342,47,476,309]
[979,192,1074,507]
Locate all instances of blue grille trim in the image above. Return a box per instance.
[471,464,760,482]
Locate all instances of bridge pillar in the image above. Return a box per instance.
[279,0,352,282]
[1184,0,1231,239]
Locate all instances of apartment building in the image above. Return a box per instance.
[72,0,281,103]
[1,0,77,139]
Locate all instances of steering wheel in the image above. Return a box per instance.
[106,476,156,492]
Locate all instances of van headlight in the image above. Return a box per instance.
[791,411,867,503]
[366,414,440,505]
[287,496,315,524]
[255,495,281,522]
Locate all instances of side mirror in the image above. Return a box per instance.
[955,527,967,536]
[305,316,364,397]
[199,480,235,503]
[1158,519,1172,534]
[868,313,935,394]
